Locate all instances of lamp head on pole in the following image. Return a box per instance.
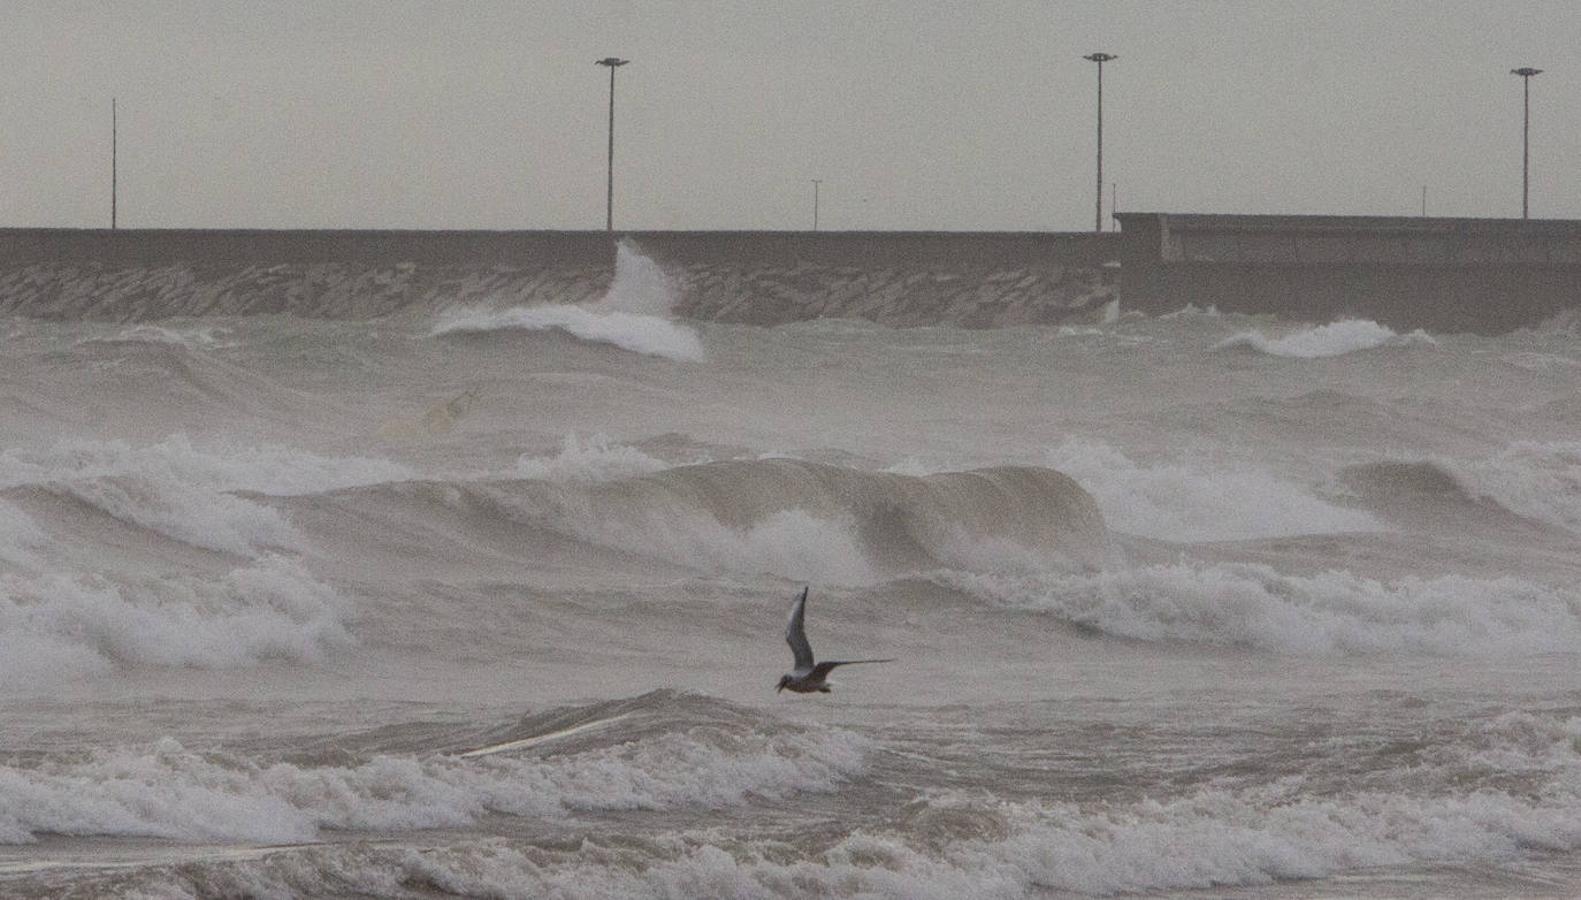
[1510,67,1542,78]
[1084,53,1117,64]
[596,57,629,68]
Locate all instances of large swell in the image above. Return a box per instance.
[341,458,1112,585]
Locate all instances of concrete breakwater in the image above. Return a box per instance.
[4,218,1576,332]
[0,229,1118,327]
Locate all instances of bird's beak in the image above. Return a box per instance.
[776,683,784,693]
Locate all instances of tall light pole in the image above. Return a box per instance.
[1510,66,1541,219]
[111,97,117,230]
[595,57,629,232]
[1083,53,1116,232]
[811,179,822,231]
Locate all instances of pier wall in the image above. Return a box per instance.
[1116,213,1581,333]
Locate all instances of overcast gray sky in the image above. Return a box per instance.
[3,1,1576,230]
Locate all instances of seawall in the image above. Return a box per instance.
[0,229,1119,327]
[5,220,1577,332]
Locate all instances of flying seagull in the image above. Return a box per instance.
[776,586,893,694]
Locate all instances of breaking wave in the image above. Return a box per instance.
[0,692,865,845]
[432,242,705,361]
[1454,441,1581,535]
[1215,319,1436,358]
[57,711,1581,898]
[0,436,412,557]
[514,433,676,484]
[480,459,1110,583]
[0,557,351,685]
[950,562,1581,656]
[1343,442,1581,537]
[1046,438,1381,541]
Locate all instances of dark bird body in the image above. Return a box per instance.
[776,587,893,694]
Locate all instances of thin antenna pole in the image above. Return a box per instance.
[1111,182,1117,230]
[111,98,118,230]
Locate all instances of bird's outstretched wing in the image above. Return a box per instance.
[786,586,815,671]
[810,659,895,679]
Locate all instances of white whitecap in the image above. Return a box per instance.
[1046,438,1381,542]
[1215,319,1436,358]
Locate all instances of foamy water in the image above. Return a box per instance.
[2,247,1580,898]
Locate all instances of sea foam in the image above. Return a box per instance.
[1215,319,1436,358]
[0,557,352,685]
[113,713,1581,898]
[0,718,866,845]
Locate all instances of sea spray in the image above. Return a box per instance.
[432,242,705,361]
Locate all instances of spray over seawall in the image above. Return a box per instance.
[433,241,705,361]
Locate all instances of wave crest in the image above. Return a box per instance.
[0,692,866,844]
[0,557,352,685]
[515,433,676,484]
[0,436,411,557]
[1047,438,1381,541]
[1215,319,1436,358]
[489,459,1110,583]
[1343,442,1581,537]
[950,562,1581,655]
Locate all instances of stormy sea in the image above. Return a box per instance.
[2,240,1580,898]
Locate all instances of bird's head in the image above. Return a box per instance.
[775,675,790,693]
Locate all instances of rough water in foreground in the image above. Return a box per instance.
[2,246,1581,898]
